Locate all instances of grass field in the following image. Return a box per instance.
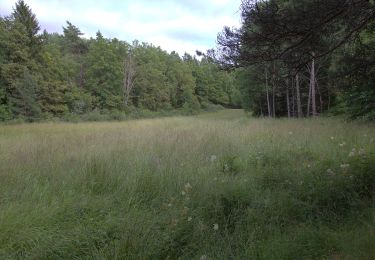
[0,110,374,259]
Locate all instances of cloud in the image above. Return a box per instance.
[0,0,241,55]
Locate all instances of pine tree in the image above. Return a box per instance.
[12,0,41,56]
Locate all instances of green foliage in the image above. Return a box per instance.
[64,86,94,114]
[0,2,241,121]
[329,22,375,120]
[8,69,41,120]
[0,86,10,121]
[217,0,374,120]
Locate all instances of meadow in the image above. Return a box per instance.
[0,110,374,259]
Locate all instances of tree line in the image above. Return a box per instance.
[0,0,242,121]
[217,0,375,120]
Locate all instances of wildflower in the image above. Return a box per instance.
[223,163,229,172]
[307,164,311,168]
[187,216,192,222]
[213,223,219,231]
[184,182,192,190]
[340,164,350,169]
[349,148,356,157]
[181,191,186,196]
[182,206,189,214]
[289,131,293,135]
[326,169,334,175]
[213,177,218,181]
[200,255,207,260]
[210,155,217,162]
[167,203,172,207]
[330,136,335,140]
[339,142,346,147]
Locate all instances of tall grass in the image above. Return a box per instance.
[0,110,374,259]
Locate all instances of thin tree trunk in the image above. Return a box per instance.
[295,73,302,118]
[286,78,291,118]
[123,51,136,108]
[310,57,317,116]
[272,84,276,118]
[265,68,271,117]
[291,76,295,117]
[307,83,311,117]
[272,63,276,118]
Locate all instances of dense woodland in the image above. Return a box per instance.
[217,0,375,120]
[1,0,374,122]
[0,1,242,122]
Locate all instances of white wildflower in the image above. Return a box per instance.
[200,255,207,260]
[184,182,192,190]
[330,136,335,140]
[213,223,219,231]
[187,216,192,222]
[289,131,293,135]
[340,164,350,169]
[167,203,172,207]
[210,155,217,162]
[327,169,334,175]
[339,142,346,147]
[181,191,186,196]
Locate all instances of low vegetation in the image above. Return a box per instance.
[0,110,374,259]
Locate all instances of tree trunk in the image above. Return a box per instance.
[265,68,271,117]
[272,84,276,118]
[310,58,317,116]
[291,76,295,117]
[123,51,136,108]
[307,83,311,116]
[286,78,291,118]
[272,63,276,118]
[295,73,302,118]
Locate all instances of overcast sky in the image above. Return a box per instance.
[0,0,241,55]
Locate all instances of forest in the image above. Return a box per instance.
[0,0,241,122]
[2,0,374,122]
[216,0,375,120]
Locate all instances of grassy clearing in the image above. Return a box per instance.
[0,110,374,259]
